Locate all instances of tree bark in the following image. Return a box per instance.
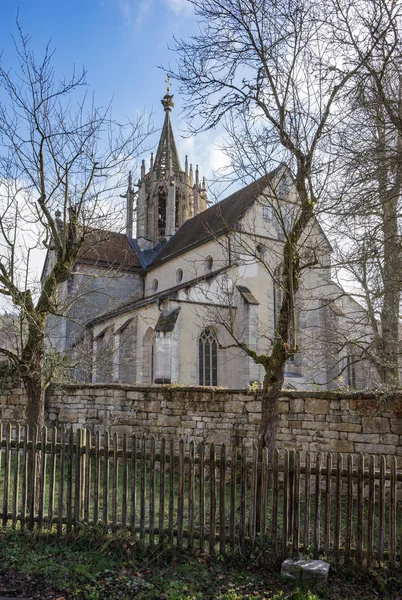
[20,313,46,431]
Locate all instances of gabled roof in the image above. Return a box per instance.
[76,230,141,271]
[148,166,282,269]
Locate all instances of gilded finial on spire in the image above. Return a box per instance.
[161,74,174,112]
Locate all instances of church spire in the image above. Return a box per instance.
[153,75,182,175]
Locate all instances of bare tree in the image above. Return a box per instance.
[0,27,149,430]
[170,0,390,450]
[329,78,402,386]
[325,0,402,386]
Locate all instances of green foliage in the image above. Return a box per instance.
[0,528,400,599]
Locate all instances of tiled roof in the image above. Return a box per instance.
[149,168,280,268]
[76,230,141,271]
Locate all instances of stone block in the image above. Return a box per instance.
[281,559,329,582]
[348,433,379,443]
[390,419,402,435]
[333,440,354,453]
[248,412,261,425]
[354,442,392,454]
[380,433,399,445]
[246,400,261,413]
[362,417,390,434]
[342,415,361,424]
[330,422,361,433]
[58,408,79,423]
[278,401,289,414]
[224,401,244,414]
[305,399,329,415]
[289,398,305,413]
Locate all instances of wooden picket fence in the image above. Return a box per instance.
[0,422,400,565]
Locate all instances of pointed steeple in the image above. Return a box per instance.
[153,75,182,175]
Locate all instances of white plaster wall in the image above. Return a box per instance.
[144,239,229,297]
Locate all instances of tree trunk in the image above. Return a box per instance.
[378,124,401,387]
[23,375,46,432]
[259,360,286,454]
[20,312,46,430]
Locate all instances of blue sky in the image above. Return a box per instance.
[0,0,224,186]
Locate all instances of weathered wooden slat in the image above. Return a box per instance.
[130,435,137,536]
[333,453,342,562]
[345,453,353,564]
[158,438,166,546]
[292,450,300,557]
[249,445,258,547]
[29,426,38,531]
[149,436,156,546]
[122,433,128,529]
[356,454,364,565]
[219,444,226,554]
[140,436,146,541]
[378,455,385,563]
[188,440,195,551]
[230,444,236,551]
[38,427,47,529]
[112,432,119,533]
[57,428,65,535]
[303,451,311,552]
[177,439,184,549]
[288,450,295,545]
[103,431,110,528]
[209,443,216,555]
[66,428,74,534]
[12,425,21,529]
[390,456,397,566]
[260,447,268,548]
[313,452,322,559]
[3,423,11,527]
[74,429,82,531]
[93,431,100,526]
[20,425,28,532]
[47,427,57,530]
[324,453,332,556]
[283,449,289,554]
[84,430,91,524]
[271,449,279,555]
[168,439,174,545]
[199,442,205,553]
[239,445,247,550]
[367,455,375,566]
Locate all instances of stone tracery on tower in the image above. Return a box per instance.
[133,80,208,249]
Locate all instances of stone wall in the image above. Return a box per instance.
[1,383,401,456]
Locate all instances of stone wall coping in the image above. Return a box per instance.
[47,383,401,401]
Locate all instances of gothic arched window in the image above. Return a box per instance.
[199,328,218,386]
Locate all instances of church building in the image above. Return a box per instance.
[44,84,375,390]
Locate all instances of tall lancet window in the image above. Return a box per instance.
[199,328,218,386]
[158,186,167,239]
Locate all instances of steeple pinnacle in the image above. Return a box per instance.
[154,76,182,174]
[161,74,174,112]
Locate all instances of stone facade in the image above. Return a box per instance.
[1,383,401,456]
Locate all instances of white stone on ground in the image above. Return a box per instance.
[281,558,330,582]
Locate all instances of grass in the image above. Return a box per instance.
[0,526,400,599]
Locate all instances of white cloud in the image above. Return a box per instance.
[164,0,193,15]
[117,0,154,28]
